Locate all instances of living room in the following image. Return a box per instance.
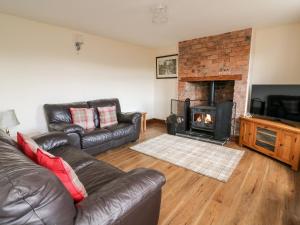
[0,1,300,225]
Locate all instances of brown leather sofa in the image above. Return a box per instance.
[0,130,165,225]
[44,98,141,155]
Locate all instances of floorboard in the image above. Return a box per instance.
[96,123,300,225]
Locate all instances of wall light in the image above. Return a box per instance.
[74,34,84,53]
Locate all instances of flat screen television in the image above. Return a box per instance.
[250,85,300,127]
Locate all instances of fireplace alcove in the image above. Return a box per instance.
[167,79,237,144]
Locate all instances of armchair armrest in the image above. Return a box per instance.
[75,168,165,225]
[118,112,141,124]
[49,122,84,135]
[33,132,70,151]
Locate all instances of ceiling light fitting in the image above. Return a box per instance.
[152,3,168,24]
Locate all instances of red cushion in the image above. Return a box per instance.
[17,132,39,162]
[70,108,95,129]
[36,148,87,202]
[97,105,118,128]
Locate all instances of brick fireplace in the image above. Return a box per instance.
[178,28,252,119]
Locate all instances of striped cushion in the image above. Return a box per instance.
[17,132,87,202]
[17,132,40,162]
[70,108,95,129]
[36,148,88,202]
[97,106,118,128]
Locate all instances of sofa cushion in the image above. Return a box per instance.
[75,160,124,194]
[82,128,113,149]
[44,102,89,124]
[87,98,121,127]
[106,123,135,139]
[97,106,118,128]
[46,144,124,194]
[49,145,97,172]
[17,132,39,162]
[70,107,96,129]
[36,148,88,202]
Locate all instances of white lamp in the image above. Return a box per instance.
[0,109,20,135]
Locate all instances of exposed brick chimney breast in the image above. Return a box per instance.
[178,28,252,118]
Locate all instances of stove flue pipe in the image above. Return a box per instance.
[184,98,191,131]
[209,81,216,106]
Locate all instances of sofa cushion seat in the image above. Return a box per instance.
[49,146,97,172]
[48,143,125,194]
[82,128,113,149]
[75,160,124,194]
[106,123,134,139]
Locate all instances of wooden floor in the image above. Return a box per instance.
[97,123,300,225]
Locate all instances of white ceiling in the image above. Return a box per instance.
[0,0,300,48]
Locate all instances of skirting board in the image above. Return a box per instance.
[147,118,166,125]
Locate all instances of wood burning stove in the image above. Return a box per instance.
[182,81,234,141]
[189,81,233,139]
[189,102,233,140]
[191,106,216,131]
[167,81,236,143]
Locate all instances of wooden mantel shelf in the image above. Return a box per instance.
[179,74,242,82]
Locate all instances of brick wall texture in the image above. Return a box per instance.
[178,28,252,118]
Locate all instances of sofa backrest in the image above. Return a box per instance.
[0,131,76,225]
[44,99,121,128]
[87,98,121,128]
[44,101,89,124]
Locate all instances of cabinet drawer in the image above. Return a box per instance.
[252,125,279,156]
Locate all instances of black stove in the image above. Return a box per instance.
[182,81,233,141]
[191,105,216,131]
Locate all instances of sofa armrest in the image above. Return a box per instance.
[118,112,141,124]
[33,132,70,151]
[75,168,166,225]
[49,122,84,135]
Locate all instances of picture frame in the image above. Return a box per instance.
[156,54,178,79]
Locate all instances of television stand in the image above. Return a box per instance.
[252,114,300,128]
[239,116,300,171]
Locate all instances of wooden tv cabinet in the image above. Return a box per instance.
[239,117,300,171]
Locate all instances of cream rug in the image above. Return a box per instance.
[131,134,244,182]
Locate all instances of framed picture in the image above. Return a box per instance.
[156,54,178,79]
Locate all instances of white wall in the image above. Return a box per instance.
[153,46,178,120]
[1,13,299,135]
[251,23,300,84]
[0,13,155,135]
